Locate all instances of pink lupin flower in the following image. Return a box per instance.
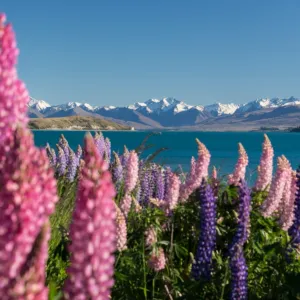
[0,128,58,296]
[115,204,127,252]
[228,143,248,186]
[212,166,218,180]
[120,193,132,217]
[145,226,157,247]
[148,247,166,271]
[64,134,116,300]
[10,224,50,300]
[165,172,180,213]
[124,151,139,194]
[261,156,291,217]
[179,139,211,201]
[255,134,274,191]
[0,13,29,149]
[279,170,297,230]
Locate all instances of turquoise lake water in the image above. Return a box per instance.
[32,131,300,180]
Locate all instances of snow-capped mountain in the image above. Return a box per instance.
[204,102,240,116]
[28,97,51,111]
[28,96,300,129]
[236,97,300,114]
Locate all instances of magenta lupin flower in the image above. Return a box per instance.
[10,224,50,299]
[120,193,132,217]
[255,134,274,191]
[115,204,127,252]
[124,150,139,194]
[228,143,248,186]
[0,128,58,296]
[0,13,29,149]
[261,156,291,217]
[64,134,116,300]
[179,139,211,201]
[148,248,166,272]
[211,166,217,180]
[279,170,297,230]
[145,226,157,247]
[164,172,180,213]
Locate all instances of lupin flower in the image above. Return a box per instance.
[0,128,58,296]
[155,169,165,200]
[64,134,116,300]
[230,252,248,300]
[192,180,217,280]
[261,156,291,217]
[288,166,300,247]
[255,134,274,191]
[141,169,151,204]
[148,248,166,272]
[124,151,139,194]
[76,144,82,161]
[46,143,56,168]
[10,224,50,299]
[0,13,29,149]
[105,137,111,162]
[121,145,130,168]
[164,171,180,214]
[145,226,157,247]
[179,139,211,201]
[211,166,217,180]
[115,204,127,252]
[120,194,132,217]
[228,143,248,186]
[66,150,78,182]
[280,170,296,231]
[56,144,67,176]
[112,151,123,189]
[58,134,70,164]
[229,180,251,300]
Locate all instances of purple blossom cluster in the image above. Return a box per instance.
[192,180,217,280]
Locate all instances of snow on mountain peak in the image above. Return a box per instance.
[28,97,51,111]
[204,102,240,116]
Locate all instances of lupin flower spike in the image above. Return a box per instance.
[64,134,116,300]
[115,204,127,252]
[228,143,248,186]
[179,139,211,201]
[148,248,166,272]
[255,134,274,191]
[124,151,139,194]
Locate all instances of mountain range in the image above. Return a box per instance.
[28,96,300,130]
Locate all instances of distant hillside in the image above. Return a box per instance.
[29,116,131,130]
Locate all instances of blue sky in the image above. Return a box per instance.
[2,0,300,106]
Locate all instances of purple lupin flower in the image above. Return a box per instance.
[66,150,78,182]
[141,169,151,205]
[121,146,130,168]
[229,180,251,300]
[56,144,67,176]
[230,252,248,300]
[164,167,172,200]
[192,180,217,280]
[94,132,106,159]
[46,143,56,168]
[288,166,300,247]
[58,134,70,165]
[155,169,165,200]
[112,152,123,190]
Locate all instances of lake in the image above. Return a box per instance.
[32,130,300,180]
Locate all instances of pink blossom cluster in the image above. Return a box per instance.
[255,134,274,191]
[115,204,127,252]
[145,226,157,247]
[0,128,58,297]
[180,139,211,201]
[211,166,218,180]
[261,156,291,218]
[148,248,166,272]
[64,134,116,299]
[124,151,139,193]
[228,143,248,186]
[0,14,29,149]
[164,172,180,213]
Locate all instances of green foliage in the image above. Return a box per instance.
[46,176,300,299]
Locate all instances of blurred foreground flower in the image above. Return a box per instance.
[64,134,116,299]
